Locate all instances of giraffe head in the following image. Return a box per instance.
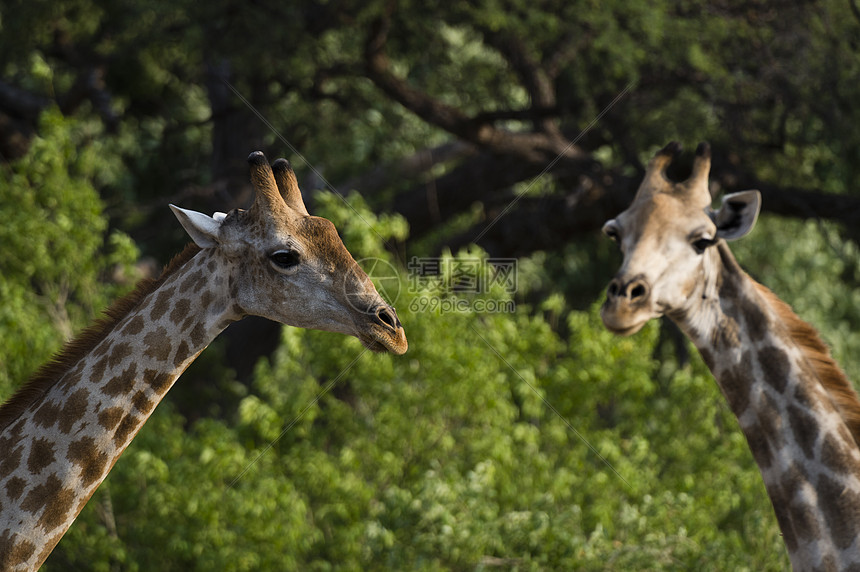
[600,142,761,335]
[170,151,407,354]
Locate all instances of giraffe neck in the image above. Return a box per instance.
[673,242,860,569]
[0,246,241,571]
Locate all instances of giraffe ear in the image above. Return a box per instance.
[170,205,222,248]
[711,190,762,241]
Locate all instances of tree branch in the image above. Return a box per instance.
[480,29,560,137]
[363,17,582,162]
[354,142,860,258]
[339,140,476,196]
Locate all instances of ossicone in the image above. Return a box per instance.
[271,157,309,216]
[639,141,681,191]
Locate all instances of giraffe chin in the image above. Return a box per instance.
[602,321,648,337]
[359,332,408,355]
[599,308,651,337]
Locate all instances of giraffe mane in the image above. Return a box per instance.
[0,243,202,432]
[754,281,860,447]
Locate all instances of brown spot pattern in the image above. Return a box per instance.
[91,355,109,384]
[788,497,821,547]
[818,473,860,549]
[0,421,25,476]
[5,476,26,500]
[98,407,124,431]
[102,363,138,397]
[170,299,191,325]
[745,424,774,470]
[787,404,818,460]
[759,346,789,393]
[757,392,786,451]
[817,556,839,572]
[123,315,145,335]
[820,433,854,474]
[92,340,111,358]
[106,342,132,369]
[58,388,90,434]
[57,366,83,393]
[189,323,206,347]
[0,441,24,480]
[793,383,815,410]
[766,465,804,552]
[31,401,61,431]
[740,295,769,341]
[20,475,75,532]
[131,390,154,414]
[782,463,821,543]
[149,286,176,321]
[717,364,751,415]
[174,341,191,367]
[698,348,715,371]
[0,530,36,568]
[718,269,738,298]
[180,269,204,292]
[67,437,108,487]
[113,414,141,448]
[713,316,741,349]
[145,370,174,394]
[27,438,57,474]
[143,327,172,360]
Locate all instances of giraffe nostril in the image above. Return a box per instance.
[608,281,620,297]
[375,306,400,331]
[608,277,649,301]
[628,278,650,301]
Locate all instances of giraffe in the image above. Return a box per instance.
[600,142,860,570]
[0,151,407,571]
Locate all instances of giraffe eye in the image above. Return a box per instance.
[270,249,301,270]
[692,237,717,254]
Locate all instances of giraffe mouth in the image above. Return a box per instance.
[602,319,648,337]
[355,304,407,354]
[359,330,408,354]
[360,337,390,353]
[600,300,652,337]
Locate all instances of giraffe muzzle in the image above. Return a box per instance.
[606,275,650,303]
[358,304,408,355]
[601,274,653,336]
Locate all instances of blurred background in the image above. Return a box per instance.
[2,0,860,569]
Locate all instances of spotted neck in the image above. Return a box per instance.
[0,246,241,571]
[674,242,860,569]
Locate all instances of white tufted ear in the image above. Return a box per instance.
[711,190,762,241]
[170,205,223,248]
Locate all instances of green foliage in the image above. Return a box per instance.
[0,108,138,396]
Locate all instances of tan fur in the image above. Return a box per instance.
[0,244,202,432]
[754,282,860,446]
